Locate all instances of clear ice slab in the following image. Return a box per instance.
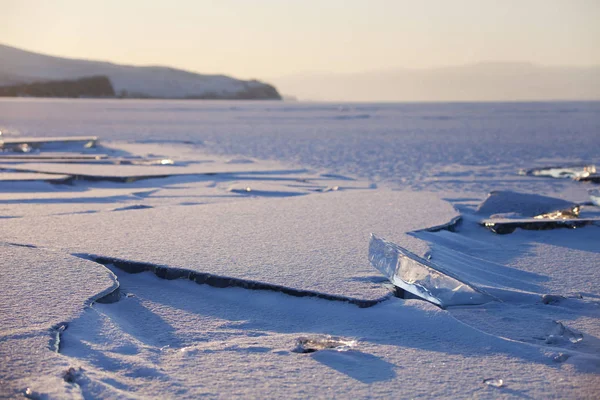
[544,321,584,346]
[369,234,494,308]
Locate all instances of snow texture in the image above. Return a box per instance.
[0,99,599,399]
[0,243,117,397]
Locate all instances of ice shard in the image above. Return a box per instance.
[518,164,596,179]
[545,321,583,346]
[369,234,494,308]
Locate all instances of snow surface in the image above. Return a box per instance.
[0,244,117,397]
[1,189,456,302]
[0,99,599,399]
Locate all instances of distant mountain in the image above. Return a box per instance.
[271,62,600,102]
[0,44,281,100]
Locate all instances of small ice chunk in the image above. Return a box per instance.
[369,234,494,307]
[590,190,600,207]
[518,165,596,179]
[315,186,339,193]
[63,367,82,383]
[541,294,565,305]
[24,388,40,399]
[483,378,504,388]
[534,206,580,220]
[292,335,357,353]
[545,321,583,345]
[576,174,600,183]
[553,353,570,363]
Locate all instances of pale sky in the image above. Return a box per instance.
[1,0,599,80]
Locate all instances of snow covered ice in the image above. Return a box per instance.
[475,190,600,234]
[0,99,599,399]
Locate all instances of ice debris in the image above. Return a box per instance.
[49,323,68,353]
[590,189,600,206]
[63,367,83,383]
[476,191,578,219]
[518,164,596,179]
[481,217,598,234]
[483,378,504,388]
[553,353,570,363]
[541,294,565,305]
[0,136,98,152]
[534,206,580,220]
[545,321,583,346]
[477,191,599,234]
[575,174,600,183]
[369,234,494,308]
[292,335,357,353]
[24,387,42,400]
[314,185,340,193]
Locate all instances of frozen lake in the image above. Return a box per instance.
[2,99,599,182]
[1,99,599,399]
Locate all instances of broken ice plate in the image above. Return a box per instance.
[369,234,494,308]
[518,164,596,179]
[0,136,99,152]
[293,335,357,353]
[476,191,600,233]
[475,191,579,219]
